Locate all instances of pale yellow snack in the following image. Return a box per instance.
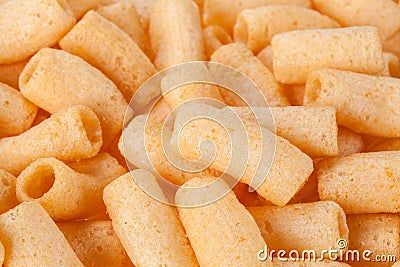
[97,0,149,55]
[103,170,199,266]
[231,106,338,157]
[120,115,218,186]
[0,202,83,266]
[16,152,125,221]
[0,0,76,64]
[19,48,127,145]
[272,26,385,84]
[58,220,133,267]
[172,104,313,206]
[203,0,312,34]
[312,0,400,40]
[125,0,157,30]
[66,0,115,19]
[203,25,232,60]
[0,60,27,89]
[60,11,156,103]
[304,69,400,138]
[234,5,339,53]
[211,43,289,107]
[176,177,270,267]
[347,214,400,267]
[248,201,349,256]
[337,127,365,156]
[317,151,400,214]
[257,45,274,72]
[0,169,19,214]
[0,105,102,175]
[0,82,37,138]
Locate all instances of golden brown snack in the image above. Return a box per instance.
[0,82,37,138]
[176,177,270,267]
[59,11,156,102]
[58,220,133,267]
[0,169,19,214]
[234,5,339,53]
[0,105,102,175]
[317,151,400,214]
[19,48,127,145]
[0,202,83,266]
[0,60,27,89]
[16,152,125,221]
[0,0,76,64]
[272,26,385,84]
[347,214,400,267]
[103,170,199,266]
[248,201,349,256]
[304,69,400,138]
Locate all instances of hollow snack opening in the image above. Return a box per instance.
[25,165,55,199]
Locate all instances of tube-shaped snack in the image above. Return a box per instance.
[272,26,385,84]
[150,0,205,70]
[384,52,400,78]
[383,30,400,59]
[16,152,125,221]
[347,214,400,267]
[203,25,232,60]
[0,82,37,138]
[312,0,400,40]
[337,127,365,156]
[172,104,313,206]
[0,60,27,89]
[103,170,198,266]
[203,0,311,34]
[58,220,133,267]
[176,177,270,267]
[120,115,217,186]
[231,106,338,157]
[0,0,76,64]
[19,48,127,145]
[0,105,102,175]
[248,201,349,255]
[150,0,223,108]
[289,168,319,204]
[97,1,150,56]
[369,138,400,152]
[125,0,157,30]
[304,69,400,138]
[66,0,114,19]
[60,11,156,102]
[211,43,289,107]
[257,46,273,72]
[0,169,19,214]
[0,202,83,266]
[234,5,339,53]
[317,151,400,214]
